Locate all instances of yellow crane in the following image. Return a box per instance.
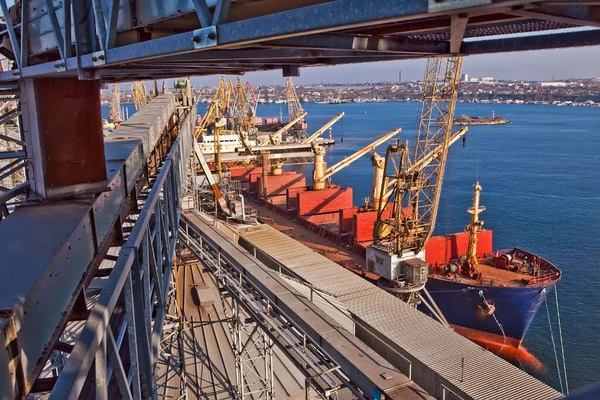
[373,56,463,256]
[301,112,345,144]
[371,126,468,212]
[257,111,308,146]
[312,128,400,190]
[196,77,232,139]
[285,77,304,123]
[132,81,152,111]
[465,182,485,265]
[108,84,122,127]
[233,77,255,137]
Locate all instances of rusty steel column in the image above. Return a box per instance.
[20,78,107,200]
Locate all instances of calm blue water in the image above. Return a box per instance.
[108,101,600,391]
[256,101,600,392]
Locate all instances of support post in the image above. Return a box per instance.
[19,78,107,199]
[260,151,269,198]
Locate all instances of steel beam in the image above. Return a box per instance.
[268,33,447,54]
[462,28,600,54]
[512,4,600,28]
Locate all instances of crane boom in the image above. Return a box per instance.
[257,112,308,146]
[196,77,230,139]
[285,77,303,122]
[302,112,344,144]
[315,128,400,185]
[381,126,467,201]
[407,56,463,251]
[132,81,152,111]
[373,56,463,255]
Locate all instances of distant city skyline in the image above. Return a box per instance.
[189,47,600,86]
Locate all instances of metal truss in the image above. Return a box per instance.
[155,269,186,399]
[0,64,27,219]
[0,0,598,82]
[381,56,463,255]
[48,114,191,399]
[178,220,364,400]
[231,306,275,400]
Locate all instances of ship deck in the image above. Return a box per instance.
[433,250,561,288]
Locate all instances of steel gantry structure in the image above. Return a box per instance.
[0,1,598,82]
[0,1,598,399]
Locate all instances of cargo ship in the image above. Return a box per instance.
[408,182,561,369]
[232,165,561,369]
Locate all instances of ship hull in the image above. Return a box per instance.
[422,276,557,367]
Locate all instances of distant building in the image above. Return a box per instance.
[461,73,469,82]
[480,77,495,83]
[538,82,567,87]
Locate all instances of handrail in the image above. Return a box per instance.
[233,222,415,381]
[50,106,191,400]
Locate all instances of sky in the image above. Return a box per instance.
[189,46,600,86]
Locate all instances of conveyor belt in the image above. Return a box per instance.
[237,223,563,400]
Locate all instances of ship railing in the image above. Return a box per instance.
[442,384,465,400]
[250,243,415,382]
[525,271,560,285]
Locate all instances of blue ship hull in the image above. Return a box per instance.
[422,277,557,345]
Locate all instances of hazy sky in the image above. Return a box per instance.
[190,46,600,86]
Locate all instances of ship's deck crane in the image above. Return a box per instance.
[373,56,463,256]
[466,181,485,265]
[312,128,400,190]
[302,112,345,144]
[371,126,468,212]
[257,111,308,146]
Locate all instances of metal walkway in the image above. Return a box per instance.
[173,259,306,399]
[236,223,562,400]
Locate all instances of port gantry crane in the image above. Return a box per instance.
[195,77,234,177]
[232,77,258,154]
[131,81,152,111]
[107,84,123,128]
[367,56,463,312]
[285,77,304,123]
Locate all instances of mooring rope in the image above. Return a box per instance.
[479,290,508,352]
[554,287,569,394]
[544,288,565,394]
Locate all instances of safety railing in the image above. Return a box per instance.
[442,384,465,400]
[49,112,190,399]
[247,239,414,381]
[178,217,370,400]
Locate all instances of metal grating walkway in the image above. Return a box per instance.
[237,224,563,400]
